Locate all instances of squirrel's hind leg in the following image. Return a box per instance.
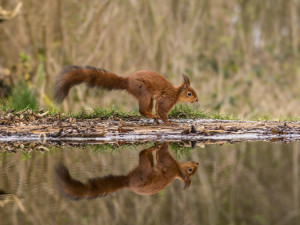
[138,96,159,120]
[156,101,172,125]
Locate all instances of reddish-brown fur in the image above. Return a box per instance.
[55,142,199,199]
[54,66,198,124]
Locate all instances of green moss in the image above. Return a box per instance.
[4,103,299,121]
[249,112,300,122]
[169,104,237,120]
[69,105,140,119]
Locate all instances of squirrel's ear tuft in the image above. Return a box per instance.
[182,73,190,86]
[183,178,191,189]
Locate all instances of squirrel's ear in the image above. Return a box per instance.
[183,178,191,189]
[182,73,190,86]
[181,173,192,189]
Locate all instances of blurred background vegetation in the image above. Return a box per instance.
[0,0,299,119]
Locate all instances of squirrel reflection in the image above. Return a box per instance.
[55,142,199,199]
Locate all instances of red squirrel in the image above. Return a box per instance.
[54,66,198,124]
[55,142,199,199]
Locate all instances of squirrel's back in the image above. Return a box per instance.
[126,70,177,99]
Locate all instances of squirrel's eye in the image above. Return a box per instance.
[187,92,192,96]
[188,168,193,172]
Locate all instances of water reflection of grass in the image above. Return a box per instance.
[85,143,146,155]
[169,142,195,158]
[0,142,197,158]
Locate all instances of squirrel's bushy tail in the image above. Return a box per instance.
[55,163,129,200]
[54,66,128,103]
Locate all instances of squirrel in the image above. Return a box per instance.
[54,66,198,125]
[55,142,199,199]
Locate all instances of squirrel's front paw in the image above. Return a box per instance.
[165,121,177,126]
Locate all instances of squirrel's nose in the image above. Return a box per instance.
[196,98,198,102]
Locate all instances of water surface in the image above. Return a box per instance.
[1,141,300,225]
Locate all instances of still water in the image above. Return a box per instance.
[1,141,300,225]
